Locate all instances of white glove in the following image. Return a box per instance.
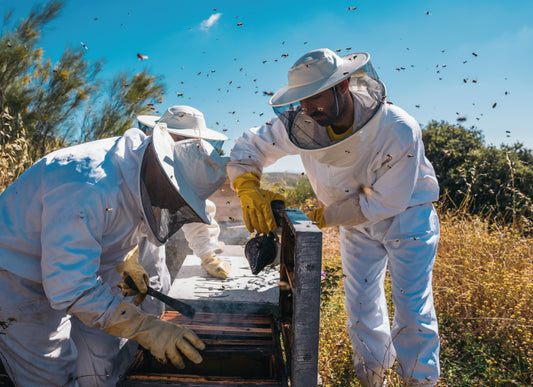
[200,253,231,279]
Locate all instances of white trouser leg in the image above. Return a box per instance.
[0,269,78,387]
[387,204,440,386]
[341,227,396,386]
[70,315,138,387]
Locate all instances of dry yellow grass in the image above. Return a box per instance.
[317,210,533,386]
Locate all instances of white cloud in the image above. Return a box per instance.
[200,13,222,31]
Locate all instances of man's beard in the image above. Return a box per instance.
[310,107,335,127]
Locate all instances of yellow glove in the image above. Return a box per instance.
[104,302,205,369]
[232,172,285,234]
[307,207,327,229]
[116,246,149,305]
[200,253,231,279]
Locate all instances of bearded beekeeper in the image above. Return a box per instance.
[0,121,227,386]
[135,105,231,284]
[227,48,440,386]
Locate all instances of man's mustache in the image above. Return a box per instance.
[310,111,326,118]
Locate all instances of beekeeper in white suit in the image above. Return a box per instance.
[136,105,231,285]
[0,121,227,386]
[228,48,440,386]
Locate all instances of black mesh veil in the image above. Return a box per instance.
[140,142,204,244]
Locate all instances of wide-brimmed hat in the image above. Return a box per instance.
[269,49,370,107]
[137,105,227,142]
[151,122,227,225]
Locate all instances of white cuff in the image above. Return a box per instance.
[324,194,369,227]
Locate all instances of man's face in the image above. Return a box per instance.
[300,87,338,127]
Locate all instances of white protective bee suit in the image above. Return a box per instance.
[228,49,440,386]
[0,127,226,386]
[135,105,231,285]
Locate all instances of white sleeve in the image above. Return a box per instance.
[41,182,121,329]
[360,120,423,222]
[181,199,220,258]
[227,116,299,183]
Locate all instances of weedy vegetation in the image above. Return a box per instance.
[278,171,532,386]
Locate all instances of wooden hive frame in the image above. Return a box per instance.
[124,208,324,386]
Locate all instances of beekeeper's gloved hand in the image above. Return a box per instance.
[308,195,369,229]
[232,172,285,234]
[116,246,149,305]
[199,253,231,279]
[104,302,205,369]
[307,207,327,229]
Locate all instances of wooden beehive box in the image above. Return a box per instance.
[119,209,322,387]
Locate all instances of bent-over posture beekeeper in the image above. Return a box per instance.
[0,122,227,386]
[228,48,440,386]
[136,105,231,281]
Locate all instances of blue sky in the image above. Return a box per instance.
[2,0,533,173]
